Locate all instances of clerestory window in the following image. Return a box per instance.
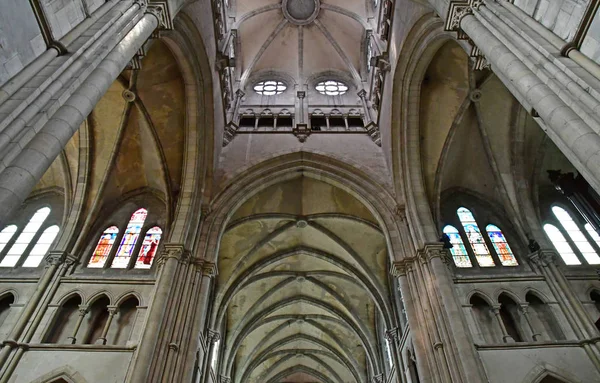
[315,80,348,96]
[87,208,162,270]
[544,205,600,266]
[0,207,60,268]
[444,207,518,268]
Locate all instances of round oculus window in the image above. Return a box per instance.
[254,81,287,96]
[315,80,348,96]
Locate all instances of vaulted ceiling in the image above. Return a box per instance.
[213,176,393,383]
[232,0,373,89]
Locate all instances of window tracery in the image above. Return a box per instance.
[86,208,162,269]
[443,207,518,268]
[544,206,600,265]
[0,207,59,268]
[253,81,286,96]
[315,80,348,96]
[457,207,495,267]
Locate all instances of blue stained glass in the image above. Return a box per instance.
[112,208,147,268]
[457,207,495,267]
[486,225,518,266]
[443,225,472,268]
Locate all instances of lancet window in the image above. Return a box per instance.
[444,207,518,268]
[87,208,162,269]
[544,205,600,266]
[0,207,60,268]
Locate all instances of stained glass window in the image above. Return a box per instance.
[552,207,600,264]
[585,223,600,248]
[0,226,17,254]
[254,81,286,96]
[22,225,60,267]
[135,226,162,269]
[443,225,472,268]
[0,208,50,267]
[544,224,581,265]
[486,225,518,266]
[457,207,495,267]
[112,208,147,269]
[315,80,348,96]
[88,226,119,268]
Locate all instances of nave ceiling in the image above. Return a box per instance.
[213,176,393,383]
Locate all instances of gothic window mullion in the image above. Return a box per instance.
[482,226,503,268]
[14,222,49,268]
[127,226,150,270]
[554,219,588,265]
[0,226,20,265]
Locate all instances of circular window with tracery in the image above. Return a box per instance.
[254,80,287,96]
[315,80,348,96]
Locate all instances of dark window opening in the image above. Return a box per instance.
[239,116,256,129]
[311,116,326,131]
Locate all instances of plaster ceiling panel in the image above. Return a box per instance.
[478,75,517,204]
[440,106,499,202]
[236,0,281,16]
[252,23,299,75]
[101,109,150,202]
[260,253,351,275]
[239,11,284,75]
[302,24,348,78]
[218,219,293,280]
[86,80,128,212]
[318,10,363,74]
[137,113,168,196]
[321,0,367,18]
[137,41,185,196]
[419,41,469,204]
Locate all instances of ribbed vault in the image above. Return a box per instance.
[214,175,392,382]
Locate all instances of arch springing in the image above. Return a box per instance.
[443,225,471,268]
[88,226,119,268]
[457,207,494,267]
[112,208,147,269]
[486,224,518,266]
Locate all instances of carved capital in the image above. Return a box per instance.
[372,373,384,383]
[390,260,412,277]
[202,261,218,277]
[219,376,231,383]
[207,329,221,344]
[357,89,367,98]
[147,1,173,30]
[44,251,71,267]
[445,0,483,33]
[78,306,89,316]
[528,249,558,267]
[420,242,451,265]
[385,327,401,344]
[156,244,189,266]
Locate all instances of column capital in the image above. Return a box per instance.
[156,244,190,266]
[77,306,89,316]
[444,1,484,34]
[357,89,367,98]
[528,249,559,267]
[192,259,218,277]
[44,251,77,267]
[371,373,384,383]
[146,2,174,30]
[418,242,451,265]
[218,376,231,383]
[385,327,401,344]
[390,258,415,277]
[207,329,221,344]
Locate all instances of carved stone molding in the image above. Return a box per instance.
[44,251,76,267]
[147,1,173,30]
[444,0,483,33]
[385,327,401,345]
[528,249,558,267]
[156,244,189,266]
[420,242,451,265]
[206,330,221,344]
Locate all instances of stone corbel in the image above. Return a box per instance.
[293,123,311,143]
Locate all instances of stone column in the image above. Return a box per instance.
[445,0,600,193]
[529,250,600,368]
[96,306,118,345]
[491,305,514,343]
[520,304,542,341]
[128,244,189,381]
[391,261,434,383]
[0,5,164,223]
[203,330,221,383]
[421,243,486,382]
[385,327,407,383]
[66,306,89,344]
